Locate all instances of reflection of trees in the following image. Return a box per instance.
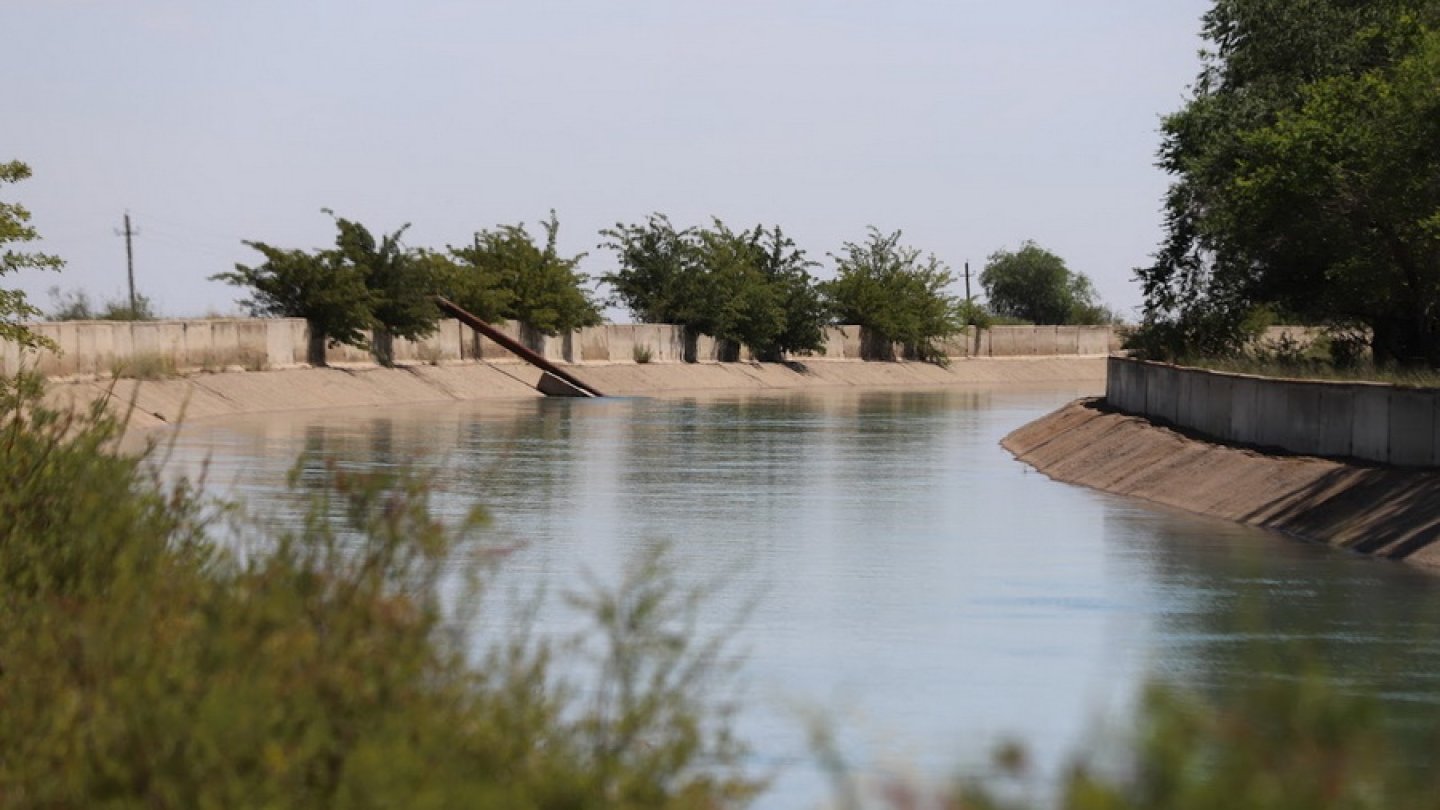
[1107,504,1440,749]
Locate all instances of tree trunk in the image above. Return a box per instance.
[372,328,395,368]
[715,339,741,363]
[1371,315,1440,368]
[859,328,896,361]
[306,325,328,367]
[681,329,699,364]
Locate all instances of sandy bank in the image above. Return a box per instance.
[49,356,1106,429]
[1003,400,1440,570]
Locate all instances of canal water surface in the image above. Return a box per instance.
[158,384,1440,807]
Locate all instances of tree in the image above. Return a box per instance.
[748,225,831,360]
[1,161,64,348]
[982,242,1112,325]
[823,228,962,362]
[1136,0,1440,365]
[600,214,705,326]
[447,211,601,336]
[213,242,372,366]
[601,216,829,361]
[326,211,439,367]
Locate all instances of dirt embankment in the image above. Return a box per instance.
[1004,400,1440,570]
[48,356,1107,430]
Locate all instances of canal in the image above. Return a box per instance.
[158,384,1440,807]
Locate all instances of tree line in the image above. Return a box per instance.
[3,162,1116,367]
[213,210,1114,367]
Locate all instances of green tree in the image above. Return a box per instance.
[213,242,372,366]
[982,241,1112,325]
[448,211,601,336]
[823,228,962,362]
[601,214,705,326]
[601,216,829,361]
[1136,0,1440,365]
[326,211,440,367]
[0,161,64,348]
[750,225,831,360]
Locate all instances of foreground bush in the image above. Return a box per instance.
[0,373,754,809]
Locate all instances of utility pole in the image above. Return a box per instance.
[963,260,973,302]
[116,212,139,313]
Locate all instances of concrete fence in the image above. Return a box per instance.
[1106,356,1440,468]
[0,318,1122,379]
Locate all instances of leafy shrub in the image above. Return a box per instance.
[0,373,756,808]
[48,286,158,321]
[111,351,179,380]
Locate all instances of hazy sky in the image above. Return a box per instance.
[6,0,1211,321]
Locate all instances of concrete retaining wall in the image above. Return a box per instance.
[2,319,1122,378]
[1106,356,1440,469]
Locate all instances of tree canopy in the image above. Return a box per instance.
[601,216,830,360]
[981,241,1112,325]
[823,228,962,362]
[326,211,439,365]
[213,242,373,365]
[0,161,63,348]
[1136,0,1440,365]
[445,212,601,336]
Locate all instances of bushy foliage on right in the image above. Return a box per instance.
[1133,0,1440,366]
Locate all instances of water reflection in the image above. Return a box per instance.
[157,385,1440,807]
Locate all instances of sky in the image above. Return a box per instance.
[5,0,1212,321]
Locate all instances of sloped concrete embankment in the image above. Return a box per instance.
[50,356,1107,430]
[1003,400,1440,570]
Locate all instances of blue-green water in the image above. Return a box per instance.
[159,385,1440,807]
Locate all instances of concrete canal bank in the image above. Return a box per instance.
[48,356,1108,430]
[1005,359,1440,569]
[24,317,1111,428]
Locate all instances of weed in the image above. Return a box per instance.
[417,343,445,366]
[633,343,654,364]
[0,372,755,807]
[111,352,178,380]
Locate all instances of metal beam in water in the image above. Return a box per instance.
[434,296,604,398]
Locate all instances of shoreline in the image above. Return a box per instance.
[1003,399,1440,571]
[47,356,1107,430]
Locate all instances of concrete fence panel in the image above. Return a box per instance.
[577,326,611,362]
[1175,367,1203,429]
[1351,386,1391,462]
[1388,389,1435,467]
[988,328,1017,357]
[1108,356,1440,468]
[1278,382,1323,453]
[182,321,214,367]
[261,320,295,367]
[211,320,241,365]
[1228,375,1262,445]
[1315,385,1355,458]
[1077,327,1110,355]
[1145,363,1182,425]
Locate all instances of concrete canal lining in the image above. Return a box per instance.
[1004,399,1440,571]
[1106,357,1440,468]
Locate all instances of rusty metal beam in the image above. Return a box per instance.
[435,296,604,398]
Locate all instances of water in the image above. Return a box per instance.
[156,384,1440,806]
